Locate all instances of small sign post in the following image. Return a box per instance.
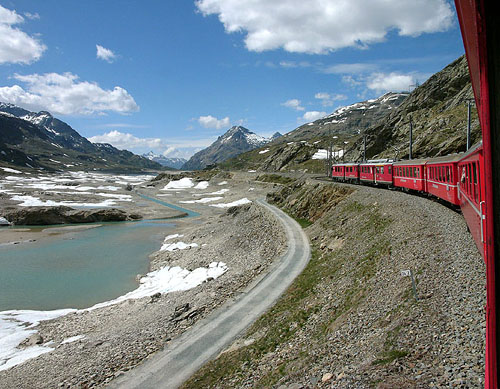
[401,269,418,302]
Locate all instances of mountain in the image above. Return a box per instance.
[218,55,478,173]
[284,92,409,142]
[0,103,163,172]
[142,151,186,169]
[182,126,271,170]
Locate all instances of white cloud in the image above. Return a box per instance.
[302,111,327,122]
[314,92,347,107]
[197,115,230,129]
[88,130,214,159]
[195,0,454,54]
[323,63,378,74]
[96,44,117,63]
[23,12,40,20]
[367,72,414,92]
[281,98,304,111]
[88,130,163,150]
[0,72,139,115]
[0,5,46,64]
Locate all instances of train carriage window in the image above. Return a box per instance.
[467,164,471,195]
[388,166,392,174]
[381,166,384,174]
[473,163,478,202]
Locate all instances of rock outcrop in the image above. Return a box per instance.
[1,206,142,225]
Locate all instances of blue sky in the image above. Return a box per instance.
[0,0,465,159]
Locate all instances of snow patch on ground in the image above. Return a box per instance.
[161,178,194,190]
[0,309,76,372]
[259,149,270,154]
[60,335,85,345]
[179,197,223,204]
[1,167,22,174]
[160,241,199,251]
[194,181,209,190]
[210,198,252,208]
[205,189,229,195]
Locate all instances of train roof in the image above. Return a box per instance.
[359,161,393,166]
[425,153,464,164]
[394,152,464,166]
[458,141,483,161]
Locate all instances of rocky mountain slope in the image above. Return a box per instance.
[182,126,271,170]
[0,103,162,172]
[142,151,186,169]
[357,55,480,161]
[219,55,479,173]
[286,92,409,142]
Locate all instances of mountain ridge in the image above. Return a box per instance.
[0,103,163,173]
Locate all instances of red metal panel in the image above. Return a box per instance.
[458,146,485,256]
[455,1,497,386]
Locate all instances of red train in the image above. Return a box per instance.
[330,141,486,267]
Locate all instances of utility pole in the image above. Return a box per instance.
[409,116,413,160]
[363,134,367,162]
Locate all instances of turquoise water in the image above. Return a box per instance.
[0,221,174,311]
[0,196,198,311]
[137,193,200,217]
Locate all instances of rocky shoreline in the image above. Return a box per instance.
[0,171,286,388]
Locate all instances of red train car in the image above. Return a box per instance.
[344,163,359,182]
[331,165,344,180]
[373,162,393,185]
[359,163,375,183]
[425,154,462,206]
[393,159,426,192]
[458,143,485,257]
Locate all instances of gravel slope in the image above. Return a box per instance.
[185,179,485,388]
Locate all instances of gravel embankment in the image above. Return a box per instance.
[185,179,485,388]
[0,178,286,388]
